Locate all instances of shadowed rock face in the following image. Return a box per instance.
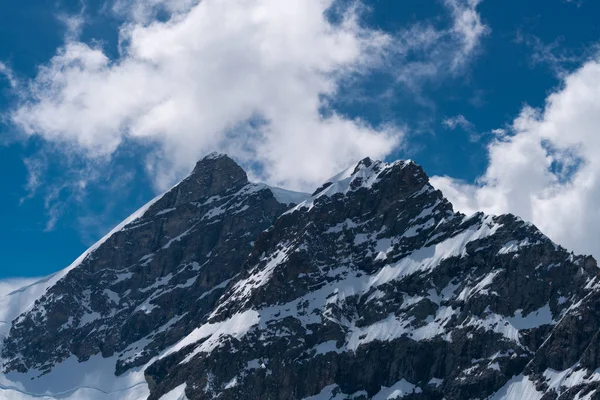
[3,155,599,400]
[2,153,292,376]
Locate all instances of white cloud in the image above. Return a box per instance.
[0,62,17,89]
[442,114,490,143]
[431,59,600,257]
[111,0,199,24]
[386,0,488,104]
[444,0,489,69]
[443,114,475,131]
[56,7,87,40]
[515,33,598,78]
[12,0,406,191]
[20,156,47,204]
[11,0,491,194]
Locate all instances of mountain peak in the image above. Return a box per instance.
[191,152,245,177]
[175,153,249,201]
[352,156,373,173]
[301,157,428,208]
[202,151,228,160]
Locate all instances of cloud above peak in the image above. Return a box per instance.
[432,58,600,257]
[12,0,405,191]
[10,0,489,199]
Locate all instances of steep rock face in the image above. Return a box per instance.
[516,280,600,400]
[145,158,597,400]
[2,153,301,377]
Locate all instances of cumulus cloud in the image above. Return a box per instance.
[11,0,403,191]
[10,0,491,194]
[432,59,600,257]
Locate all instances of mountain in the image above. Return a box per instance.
[0,153,598,400]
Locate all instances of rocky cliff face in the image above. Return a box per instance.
[0,154,598,400]
[1,153,301,380]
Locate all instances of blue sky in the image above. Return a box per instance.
[1,0,600,278]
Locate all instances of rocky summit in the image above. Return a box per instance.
[0,153,598,400]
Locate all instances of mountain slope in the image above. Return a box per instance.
[0,154,597,400]
[144,157,597,400]
[0,153,307,399]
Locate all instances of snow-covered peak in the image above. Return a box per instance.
[287,158,419,213]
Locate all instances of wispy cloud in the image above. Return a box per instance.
[18,146,139,234]
[0,62,17,89]
[444,0,490,69]
[368,0,490,109]
[442,114,494,142]
[20,156,47,205]
[562,0,584,7]
[56,11,86,40]
[442,114,475,131]
[516,32,599,77]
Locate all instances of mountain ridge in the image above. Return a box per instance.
[0,153,597,400]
